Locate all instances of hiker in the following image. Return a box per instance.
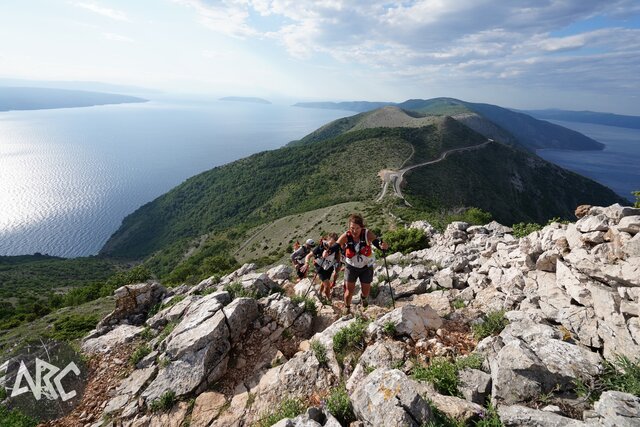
[337,213,388,313]
[290,238,315,281]
[305,233,341,301]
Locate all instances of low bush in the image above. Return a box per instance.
[412,357,459,396]
[333,317,369,364]
[511,222,543,238]
[575,355,640,401]
[291,295,317,317]
[472,311,508,340]
[326,384,356,425]
[380,228,429,254]
[149,390,176,413]
[256,398,305,427]
[0,405,38,427]
[382,321,397,337]
[129,344,152,366]
[310,340,327,365]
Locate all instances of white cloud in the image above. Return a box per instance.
[175,0,640,97]
[72,2,130,22]
[102,32,134,43]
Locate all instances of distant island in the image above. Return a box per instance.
[0,86,147,112]
[219,96,271,104]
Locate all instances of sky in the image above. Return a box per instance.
[1,1,640,114]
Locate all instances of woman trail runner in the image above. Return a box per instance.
[336,214,388,313]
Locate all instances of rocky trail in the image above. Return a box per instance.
[45,203,640,426]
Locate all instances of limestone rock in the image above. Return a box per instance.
[146,295,197,329]
[267,264,293,281]
[584,391,640,427]
[82,324,144,354]
[98,282,167,329]
[351,369,433,426]
[367,304,442,341]
[273,407,342,427]
[190,391,227,427]
[458,368,492,405]
[499,405,585,426]
[575,205,592,219]
[346,340,406,392]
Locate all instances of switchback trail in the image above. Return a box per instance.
[376,140,493,205]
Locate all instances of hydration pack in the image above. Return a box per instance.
[345,229,372,259]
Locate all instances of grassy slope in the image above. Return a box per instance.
[0,296,115,360]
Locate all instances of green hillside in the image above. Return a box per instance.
[102,108,622,270]
[404,142,626,224]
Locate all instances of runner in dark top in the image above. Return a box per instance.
[290,238,314,282]
[305,233,341,301]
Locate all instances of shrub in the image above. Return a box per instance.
[310,340,327,365]
[381,228,429,254]
[326,384,356,425]
[224,282,258,300]
[0,386,6,400]
[575,355,640,401]
[452,299,465,310]
[476,399,503,427]
[333,317,369,364]
[472,311,508,340]
[382,321,397,337]
[412,357,459,396]
[456,353,484,371]
[129,344,152,366]
[461,207,493,225]
[256,398,305,427]
[291,295,317,317]
[511,222,543,238]
[634,190,640,208]
[149,390,176,413]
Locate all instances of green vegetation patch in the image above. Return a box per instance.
[326,383,356,425]
[472,311,508,340]
[333,317,370,365]
[310,340,327,365]
[413,354,485,397]
[149,390,176,413]
[256,397,305,427]
[46,314,99,341]
[291,295,317,317]
[575,355,640,401]
[381,228,429,254]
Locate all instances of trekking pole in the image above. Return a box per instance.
[381,246,395,309]
[302,269,318,300]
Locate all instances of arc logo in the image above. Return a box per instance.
[1,358,80,401]
[0,340,88,422]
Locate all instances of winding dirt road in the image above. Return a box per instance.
[376,139,493,204]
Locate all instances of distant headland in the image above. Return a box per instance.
[0,86,147,112]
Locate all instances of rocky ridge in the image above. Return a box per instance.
[59,204,639,426]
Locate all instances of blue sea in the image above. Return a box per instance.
[536,120,640,202]
[0,98,351,257]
